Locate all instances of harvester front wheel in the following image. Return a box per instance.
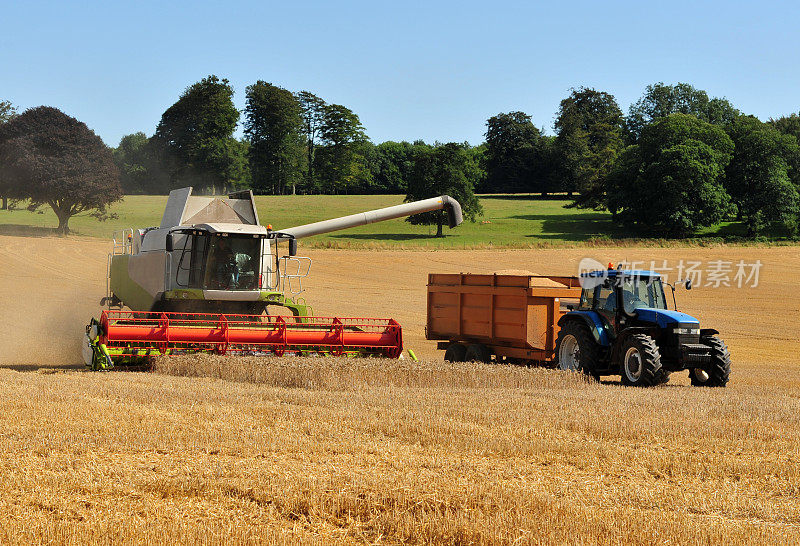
[555,321,600,380]
[464,343,492,363]
[691,336,731,387]
[444,342,467,362]
[619,334,666,387]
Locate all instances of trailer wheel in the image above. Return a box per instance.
[464,343,492,363]
[691,336,731,387]
[555,321,600,379]
[619,334,665,387]
[444,342,467,362]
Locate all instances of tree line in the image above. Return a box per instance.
[112,76,799,237]
[110,75,486,199]
[2,78,800,237]
[483,84,800,237]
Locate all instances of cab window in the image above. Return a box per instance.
[203,235,261,290]
[579,288,595,310]
[597,280,617,312]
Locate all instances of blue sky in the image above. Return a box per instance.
[2,1,798,146]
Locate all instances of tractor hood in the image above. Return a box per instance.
[635,308,700,328]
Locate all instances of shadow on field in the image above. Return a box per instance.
[0,224,60,237]
[0,363,83,372]
[480,194,573,201]
[510,213,619,240]
[330,232,443,241]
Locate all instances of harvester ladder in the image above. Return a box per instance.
[112,228,135,255]
[277,256,312,295]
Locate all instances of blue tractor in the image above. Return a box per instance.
[555,268,731,387]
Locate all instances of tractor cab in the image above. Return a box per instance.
[556,268,730,387]
[578,270,682,337]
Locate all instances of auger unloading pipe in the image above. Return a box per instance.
[279,195,463,239]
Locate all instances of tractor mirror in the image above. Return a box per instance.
[165,233,174,252]
[288,238,297,256]
[685,279,692,290]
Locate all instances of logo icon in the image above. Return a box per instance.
[577,257,607,289]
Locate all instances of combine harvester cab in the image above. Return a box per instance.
[84,188,462,369]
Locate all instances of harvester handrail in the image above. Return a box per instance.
[278,256,312,295]
[106,253,112,306]
[111,228,135,255]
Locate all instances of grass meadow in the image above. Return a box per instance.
[0,193,778,247]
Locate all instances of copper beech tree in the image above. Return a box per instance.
[0,106,121,234]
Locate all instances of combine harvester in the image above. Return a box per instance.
[84,188,462,369]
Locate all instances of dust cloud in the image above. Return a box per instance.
[0,235,107,368]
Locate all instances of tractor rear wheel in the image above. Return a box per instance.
[464,343,492,363]
[444,342,467,362]
[619,334,666,387]
[555,321,601,380]
[691,336,731,387]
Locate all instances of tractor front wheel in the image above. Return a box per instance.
[619,334,666,387]
[690,336,731,387]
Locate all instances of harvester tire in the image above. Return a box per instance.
[444,343,467,362]
[691,336,731,387]
[619,334,666,387]
[464,343,492,363]
[555,321,600,380]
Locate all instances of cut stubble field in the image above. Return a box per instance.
[0,234,798,543]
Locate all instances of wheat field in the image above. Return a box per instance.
[0,357,797,543]
[0,235,799,543]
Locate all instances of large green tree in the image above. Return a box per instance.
[0,100,19,209]
[112,132,172,194]
[366,140,436,194]
[554,88,625,208]
[606,114,734,237]
[315,104,371,193]
[296,91,327,192]
[369,141,416,194]
[482,112,545,193]
[724,116,799,235]
[769,113,800,186]
[0,106,122,234]
[244,81,304,195]
[152,75,240,193]
[0,101,15,123]
[405,143,483,237]
[113,132,149,193]
[769,112,800,141]
[627,82,739,141]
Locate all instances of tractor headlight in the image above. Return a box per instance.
[674,327,700,335]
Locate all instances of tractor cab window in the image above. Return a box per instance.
[620,276,667,314]
[579,287,595,310]
[203,235,261,290]
[597,280,617,312]
[579,278,616,311]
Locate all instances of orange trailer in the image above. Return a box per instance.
[426,273,581,363]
